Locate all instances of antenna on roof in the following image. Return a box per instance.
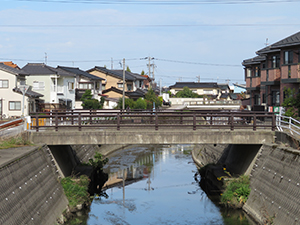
[196,75,200,83]
[44,53,47,65]
[265,38,269,46]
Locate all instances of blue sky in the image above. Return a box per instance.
[1,0,300,87]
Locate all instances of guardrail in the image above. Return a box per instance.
[29,110,276,132]
[276,114,300,136]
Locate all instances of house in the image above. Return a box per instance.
[242,31,300,108]
[22,63,76,111]
[86,67,147,94]
[169,82,221,99]
[101,87,146,109]
[57,66,104,109]
[0,63,43,118]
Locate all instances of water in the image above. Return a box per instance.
[86,145,251,225]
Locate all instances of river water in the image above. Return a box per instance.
[84,145,252,225]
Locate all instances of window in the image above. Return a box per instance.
[127,84,132,91]
[284,51,293,64]
[0,80,8,88]
[33,81,45,91]
[254,94,260,105]
[272,91,280,105]
[272,55,280,68]
[79,83,92,89]
[68,82,74,90]
[247,69,252,77]
[118,83,124,88]
[254,66,260,77]
[9,101,21,110]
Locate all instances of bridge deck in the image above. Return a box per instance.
[29,128,275,145]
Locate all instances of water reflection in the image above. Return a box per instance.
[86,145,252,225]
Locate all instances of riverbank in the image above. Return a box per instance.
[192,132,300,225]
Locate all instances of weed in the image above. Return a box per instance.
[221,175,250,208]
[0,136,32,149]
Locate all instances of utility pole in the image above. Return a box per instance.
[111,57,113,69]
[196,76,200,83]
[122,58,125,110]
[45,53,47,65]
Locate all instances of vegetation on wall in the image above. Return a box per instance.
[61,175,90,209]
[0,136,32,149]
[220,175,251,208]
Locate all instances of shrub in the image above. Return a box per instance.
[221,175,250,208]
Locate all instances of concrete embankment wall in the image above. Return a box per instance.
[0,145,68,225]
[244,142,300,225]
[192,133,300,225]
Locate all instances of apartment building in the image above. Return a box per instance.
[242,31,300,108]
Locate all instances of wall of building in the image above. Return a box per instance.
[0,145,68,225]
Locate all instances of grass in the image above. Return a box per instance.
[220,175,251,208]
[61,175,90,209]
[0,136,32,149]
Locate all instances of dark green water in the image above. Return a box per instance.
[85,145,253,225]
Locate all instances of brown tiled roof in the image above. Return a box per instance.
[1,61,20,69]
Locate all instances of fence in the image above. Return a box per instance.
[29,110,276,132]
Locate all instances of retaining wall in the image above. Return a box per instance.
[192,133,300,225]
[0,145,68,225]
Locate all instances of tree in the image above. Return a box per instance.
[80,89,104,110]
[145,88,162,109]
[141,70,145,75]
[282,88,300,119]
[175,86,200,98]
[126,66,131,72]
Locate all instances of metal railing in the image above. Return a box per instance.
[29,110,276,132]
[276,114,300,136]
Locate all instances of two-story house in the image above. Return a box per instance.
[22,63,76,111]
[57,66,104,109]
[86,66,147,92]
[242,31,300,108]
[0,63,43,118]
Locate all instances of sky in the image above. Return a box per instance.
[0,0,300,87]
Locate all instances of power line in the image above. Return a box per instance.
[10,0,300,4]
[155,58,241,67]
[0,23,299,28]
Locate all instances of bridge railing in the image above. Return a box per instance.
[276,114,300,136]
[29,110,276,132]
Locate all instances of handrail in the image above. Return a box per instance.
[29,110,276,132]
[276,114,300,136]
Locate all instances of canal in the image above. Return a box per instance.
[81,145,254,224]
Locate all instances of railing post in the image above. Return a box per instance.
[253,114,257,131]
[289,117,292,130]
[71,110,74,125]
[155,113,158,130]
[230,115,234,131]
[55,112,58,131]
[272,114,276,131]
[78,112,81,131]
[35,114,39,132]
[193,114,196,130]
[90,109,92,124]
[117,113,120,130]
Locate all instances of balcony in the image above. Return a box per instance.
[246,77,260,91]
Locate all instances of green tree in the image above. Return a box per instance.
[126,66,131,72]
[145,88,162,109]
[80,89,104,110]
[116,98,136,109]
[141,70,145,75]
[175,86,200,98]
[134,98,147,109]
[282,88,300,119]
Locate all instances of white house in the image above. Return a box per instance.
[22,63,76,111]
[0,63,43,118]
[57,66,104,109]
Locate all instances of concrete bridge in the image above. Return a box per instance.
[28,110,276,145]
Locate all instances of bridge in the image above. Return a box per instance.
[28,110,276,145]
